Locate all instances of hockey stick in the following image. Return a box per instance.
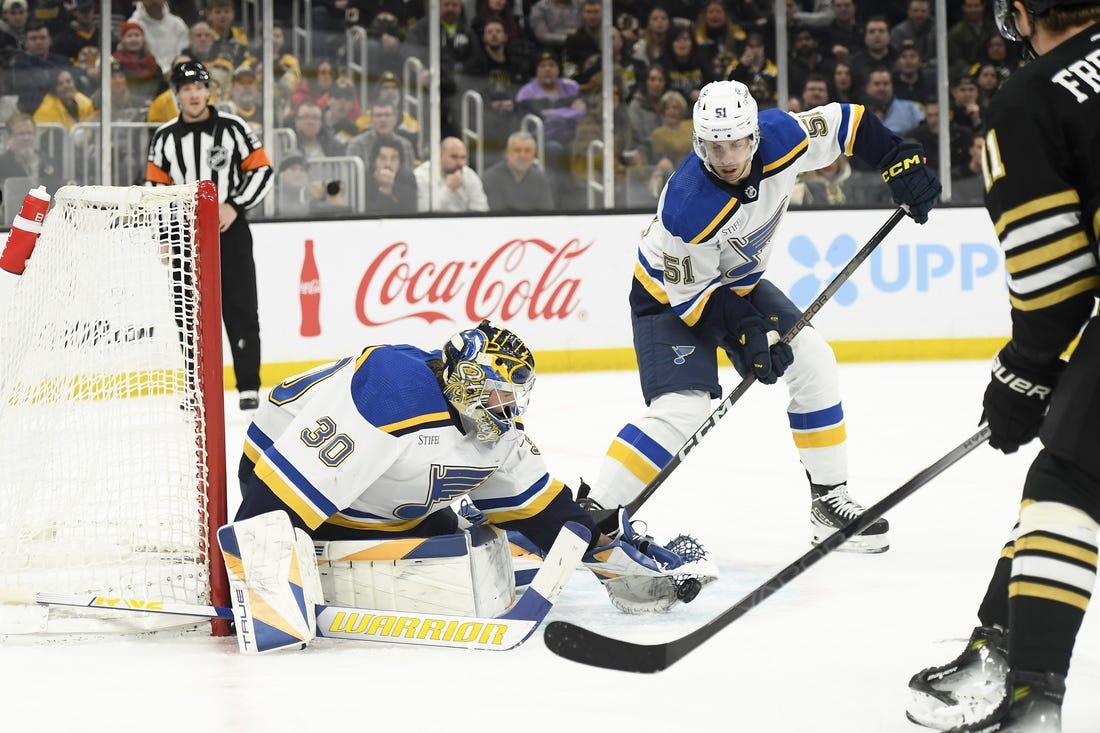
[7,521,590,652]
[546,425,990,672]
[588,206,909,529]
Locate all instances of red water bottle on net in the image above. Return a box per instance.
[0,186,51,275]
[299,238,321,337]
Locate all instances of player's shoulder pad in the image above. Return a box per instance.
[350,345,455,436]
[660,156,742,244]
[757,108,808,178]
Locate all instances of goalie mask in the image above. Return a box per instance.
[692,80,759,183]
[442,320,535,444]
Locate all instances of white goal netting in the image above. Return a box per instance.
[0,183,227,634]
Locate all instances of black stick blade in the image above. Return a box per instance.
[543,621,671,673]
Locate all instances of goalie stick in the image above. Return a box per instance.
[546,426,990,672]
[588,206,908,531]
[7,521,590,652]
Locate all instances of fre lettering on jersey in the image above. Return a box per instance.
[1051,47,1100,103]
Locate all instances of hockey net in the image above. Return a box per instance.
[0,182,229,635]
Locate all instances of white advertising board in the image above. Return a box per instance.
[248,207,1011,380]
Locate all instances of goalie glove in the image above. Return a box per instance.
[582,508,718,614]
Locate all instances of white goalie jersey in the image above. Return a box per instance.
[239,345,570,535]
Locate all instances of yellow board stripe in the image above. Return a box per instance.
[1009,580,1090,611]
[792,424,847,449]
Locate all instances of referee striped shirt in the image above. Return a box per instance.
[146,106,273,211]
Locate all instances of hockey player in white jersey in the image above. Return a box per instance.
[219,321,715,652]
[581,80,941,553]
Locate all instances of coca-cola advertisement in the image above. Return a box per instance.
[255,216,641,367]
[248,208,1009,381]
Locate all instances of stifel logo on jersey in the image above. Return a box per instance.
[355,237,589,326]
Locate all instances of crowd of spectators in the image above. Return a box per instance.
[0,0,1026,222]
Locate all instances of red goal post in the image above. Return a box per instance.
[0,181,229,636]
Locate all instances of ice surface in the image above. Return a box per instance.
[3,361,1096,732]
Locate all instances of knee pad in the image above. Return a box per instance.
[785,328,840,409]
[642,390,712,444]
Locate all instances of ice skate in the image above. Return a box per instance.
[907,626,1009,729]
[809,482,889,553]
[944,669,1064,733]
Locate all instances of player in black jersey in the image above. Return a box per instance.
[905,2,1100,731]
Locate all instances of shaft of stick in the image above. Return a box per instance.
[605,206,908,522]
[694,424,990,637]
[544,425,989,673]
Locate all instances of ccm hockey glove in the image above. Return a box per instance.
[982,344,1065,454]
[735,315,794,385]
[879,142,941,224]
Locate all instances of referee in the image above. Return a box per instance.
[146,60,273,411]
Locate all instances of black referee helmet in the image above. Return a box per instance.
[171,60,211,91]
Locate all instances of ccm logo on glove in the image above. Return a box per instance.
[880,151,924,182]
[991,355,1053,399]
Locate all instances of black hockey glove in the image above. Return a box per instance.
[879,142,941,224]
[981,344,1065,454]
[736,315,794,385]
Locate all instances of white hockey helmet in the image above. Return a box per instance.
[441,320,535,444]
[692,80,760,166]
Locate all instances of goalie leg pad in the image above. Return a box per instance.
[218,511,320,654]
[316,524,515,616]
